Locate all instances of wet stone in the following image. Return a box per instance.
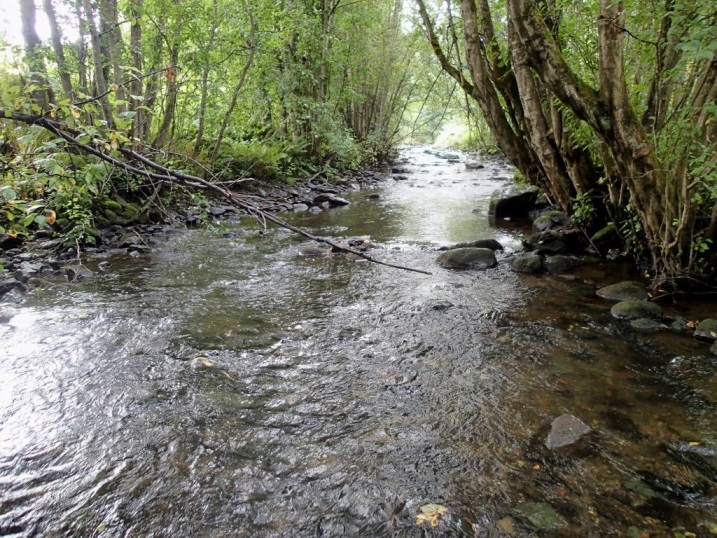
[610,300,662,321]
[436,247,497,270]
[630,318,665,332]
[533,210,570,232]
[597,281,648,302]
[514,502,562,530]
[529,231,567,255]
[711,342,717,357]
[65,265,94,282]
[511,253,543,274]
[545,414,591,449]
[694,319,717,342]
[438,239,503,252]
[292,203,309,212]
[489,185,540,222]
[543,255,573,274]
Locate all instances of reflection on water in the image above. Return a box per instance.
[1,147,716,536]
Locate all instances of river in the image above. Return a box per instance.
[1,147,716,536]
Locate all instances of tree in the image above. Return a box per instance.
[416,0,717,287]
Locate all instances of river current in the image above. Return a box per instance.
[1,147,716,536]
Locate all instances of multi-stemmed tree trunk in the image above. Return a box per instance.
[417,0,717,283]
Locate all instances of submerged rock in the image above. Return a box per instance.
[514,502,562,530]
[545,414,591,449]
[610,301,662,320]
[695,319,717,342]
[436,247,497,270]
[65,265,94,282]
[597,281,648,302]
[511,253,543,274]
[489,185,540,222]
[630,318,664,332]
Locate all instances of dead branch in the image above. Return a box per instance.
[0,110,432,275]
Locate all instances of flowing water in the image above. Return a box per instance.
[1,147,716,537]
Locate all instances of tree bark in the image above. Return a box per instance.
[43,0,74,100]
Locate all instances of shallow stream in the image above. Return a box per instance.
[1,147,716,536]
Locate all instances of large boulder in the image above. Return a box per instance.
[597,281,648,302]
[545,414,591,449]
[695,319,717,342]
[437,248,497,270]
[437,239,504,252]
[511,253,543,274]
[610,300,662,320]
[489,185,540,222]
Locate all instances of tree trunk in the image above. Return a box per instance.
[43,0,74,100]
[211,13,257,161]
[19,0,53,110]
[193,0,218,156]
[82,0,114,125]
[129,0,144,140]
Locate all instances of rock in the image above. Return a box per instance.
[292,203,310,212]
[299,247,329,258]
[312,193,350,207]
[118,233,145,249]
[438,239,504,252]
[543,255,573,274]
[630,318,664,332]
[436,247,497,270]
[695,319,717,342]
[514,502,562,530]
[98,261,111,271]
[65,265,93,282]
[610,300,662,320]
[364,194,381,200]
[391,166,409,174]
[596,281,648,302]
[465,162,484,170]
[0,280,26,300]
[711,343,717,357]
[528,231,567,255]
[393,175,409,181]
[533,210,570,232]
[0,286,25,304]
[545,414,591,449]
[668,316,689,333]
[0,234,23,251]
[488,185,540,222]
[309,206,323,214]
[511,253,543,273]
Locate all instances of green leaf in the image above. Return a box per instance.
[1,188,17,201]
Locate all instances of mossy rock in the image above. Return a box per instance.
[511,253,543,273]
[533,211,570,232]
[611,301,662,320]
[103,199,123,211]
[695,319,717,342]
[436,247,497,270]
[597,281,648,302]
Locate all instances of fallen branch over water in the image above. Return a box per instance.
[0,111,432,275]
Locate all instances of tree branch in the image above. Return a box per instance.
[0,110,432,275]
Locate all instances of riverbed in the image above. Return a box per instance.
[1,147,716,536]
